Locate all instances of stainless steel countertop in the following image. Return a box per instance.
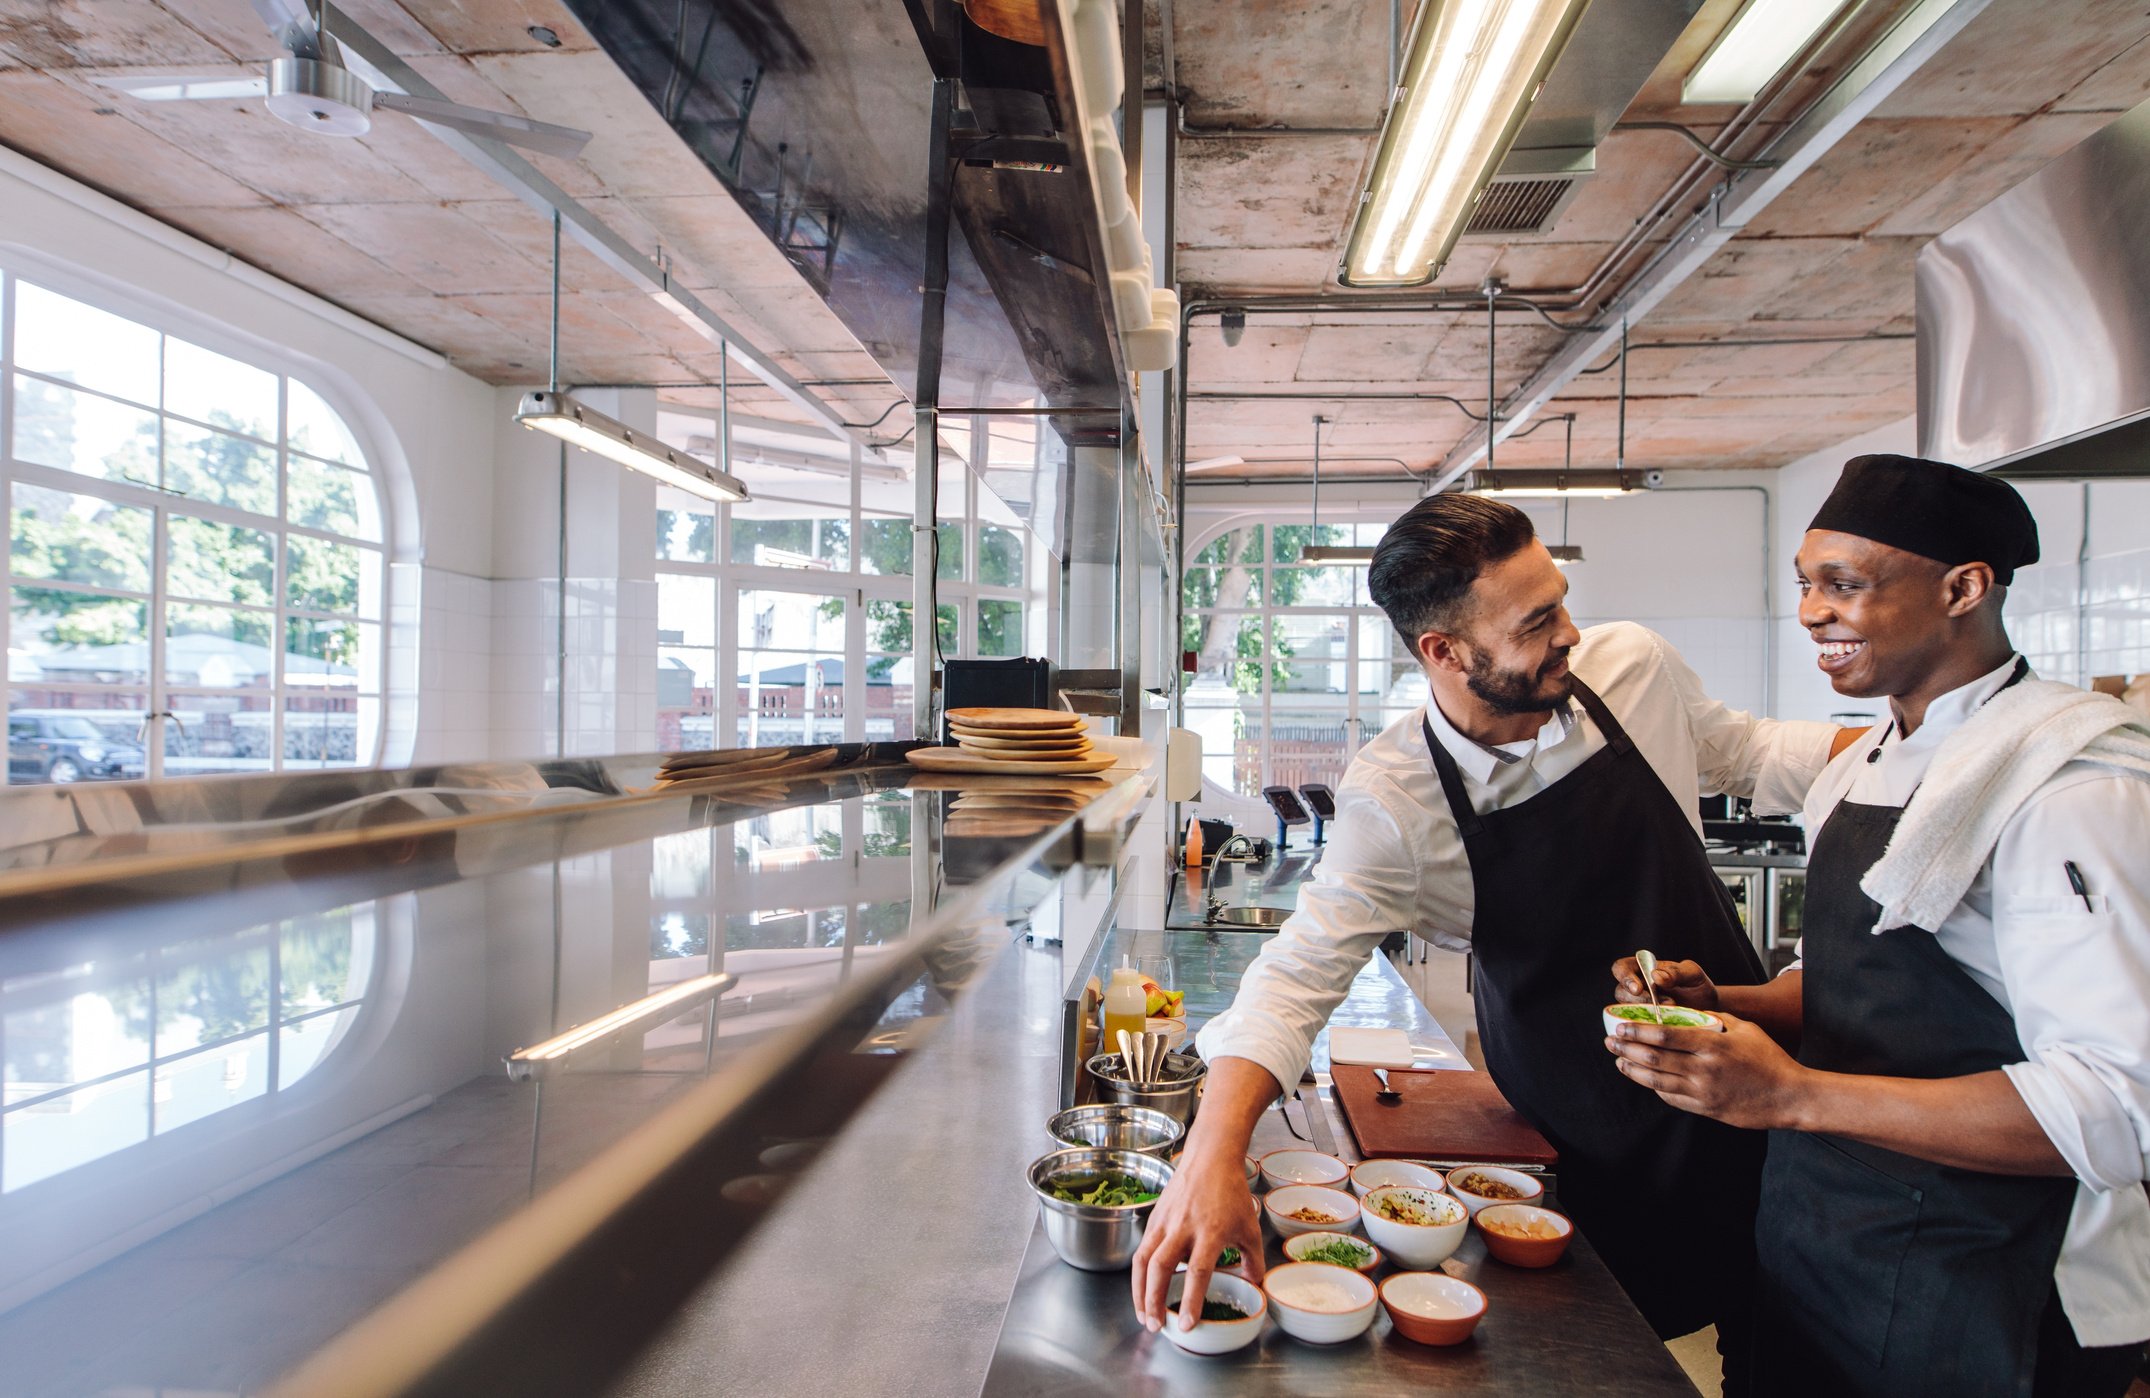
[0,757,1150,1397]
[978,934,1693,1394]
[605,924,1686,1396]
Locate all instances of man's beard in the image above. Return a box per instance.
[1465,648,1575,716]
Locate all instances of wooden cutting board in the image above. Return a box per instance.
[1331,1065,1558,1166]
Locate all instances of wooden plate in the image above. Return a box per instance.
[951,730,1090,751]
[905,748,1117,775]
[955,744,1095,762]
[660,747,817,779]
[945,707,1085,731]
[655,749,839,787]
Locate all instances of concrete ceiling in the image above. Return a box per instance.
[1,0,2146,487]
[0,0,900,431]
[1166,0,2150,482]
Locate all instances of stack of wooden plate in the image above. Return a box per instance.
[654,746,839,791]
[904,707,1116,775]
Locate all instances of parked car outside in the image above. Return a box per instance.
[7,712,148,784]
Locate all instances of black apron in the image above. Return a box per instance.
[1427,678,1768,1339]
[1753,671,2077,1396]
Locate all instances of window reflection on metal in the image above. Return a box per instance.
[771,145,846,279]
[0,904,376,1194]
[503,973,737,1082]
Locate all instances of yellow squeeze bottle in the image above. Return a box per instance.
[1102,957,1147,1050]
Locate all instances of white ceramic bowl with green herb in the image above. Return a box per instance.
[1162,1271,1266,1355]
[1283,1230,1383,1274]
[1601,1002,1725,1036]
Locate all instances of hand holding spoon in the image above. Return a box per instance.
[1635,949,1662,1022]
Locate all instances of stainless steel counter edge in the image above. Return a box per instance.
[608,920,1072,1397]
[258,768,1157,1398]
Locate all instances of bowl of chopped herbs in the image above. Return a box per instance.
[1027,1147,1175,1271]
[1162,1270,1267,1355]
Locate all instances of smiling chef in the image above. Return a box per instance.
[1608,455,2150,1397]
[1134,492,1865,1386]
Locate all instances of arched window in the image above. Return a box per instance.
[1181,516,1425,815]
[2,271,386,782]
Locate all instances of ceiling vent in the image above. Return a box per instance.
[1462,145,1594,237]
[1467,178,1577,234]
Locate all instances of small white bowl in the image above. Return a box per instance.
[1259,1148,1349,1191]
[1360,1185,1468,1268]
[1263,1261,1379,1344]
[1445,1166,1545,1218]
[1265,1184,1361,1239]
[1349,1158,1446,1198]
[1283,1230,1382,1274]
[1163,1270,1266,1355]
[1601,1003,1724,1037]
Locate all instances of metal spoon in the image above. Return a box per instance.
[1118,1029,1139,1083]
[1373,1067,1402,1104]
[1636,949,1662,1022]
[1140,1031,1170,1083]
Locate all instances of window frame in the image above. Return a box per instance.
[0,262,391,780]
[651,407,1043,747]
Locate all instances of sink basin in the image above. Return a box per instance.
[1212,906,1289,928]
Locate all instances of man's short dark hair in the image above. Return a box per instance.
[1367,494,1537,643]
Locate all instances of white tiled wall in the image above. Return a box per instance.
[409,566,495,765]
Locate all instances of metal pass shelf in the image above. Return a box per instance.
[0,748,1151,1397]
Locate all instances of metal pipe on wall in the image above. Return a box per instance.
[913,75,957,738]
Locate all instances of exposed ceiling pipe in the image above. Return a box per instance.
[324,4,880,457]
[1429,0,1996,489]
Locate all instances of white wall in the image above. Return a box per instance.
[490,387,660,762]
[1185,470,1779,719]
[1772,416,2150,719]
[0,148,500,768]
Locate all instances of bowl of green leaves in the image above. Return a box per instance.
[1283,1230,1383,1274]
[1027,1146,1175,1271]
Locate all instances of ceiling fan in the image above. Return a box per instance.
[90,0,591,159]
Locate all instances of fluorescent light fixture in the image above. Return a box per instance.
[1299,545,1378,564]
[1549,544,1585,566]
[1466,469,1639,498]
[1187,455,1247,472]
[503,972,735,1080]
[1343,0,1592,285]
[1683,0,1848,104]
[516,391,750,503]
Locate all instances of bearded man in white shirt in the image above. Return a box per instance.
[1132,493,1860,1385]
[1607,455,2150,1397]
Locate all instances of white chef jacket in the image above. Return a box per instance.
[1198,622,1839,1100]
[1795,654,2150,1346]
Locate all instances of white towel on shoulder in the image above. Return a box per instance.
[1863,680,2150,933]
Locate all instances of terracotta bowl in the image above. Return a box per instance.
[1380,1271,1488,1346]
[1477,1203,1574,1268]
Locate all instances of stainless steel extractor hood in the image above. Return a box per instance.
[1918,93,2150,478]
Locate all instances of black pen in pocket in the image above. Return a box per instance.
[2064,861,2095,913]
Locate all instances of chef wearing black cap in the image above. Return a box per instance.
[1607,455,2150,1397]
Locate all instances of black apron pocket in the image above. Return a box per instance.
[1761,1133,1923,1368]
